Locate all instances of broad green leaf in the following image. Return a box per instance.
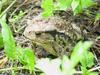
[71,0,94,15]
[17,47,35,73]
[71,41,83,66]
[57,0,72,10]
[16,47,27,65]
[71,41,93,67]
[0,14,16,59]
[23,48,35,73]
[41,0,54,17]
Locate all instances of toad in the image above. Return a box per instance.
[24,15,82,56]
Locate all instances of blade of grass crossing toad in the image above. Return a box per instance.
[0,14,16,59]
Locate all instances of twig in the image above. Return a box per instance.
[0,66,25,72]
[89,66,100,72]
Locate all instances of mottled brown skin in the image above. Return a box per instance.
[24,15,80,56]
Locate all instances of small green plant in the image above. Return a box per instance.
[10,11,25,23]
[17,47,35,73]
[9,10,25,32]
[0,14,35,74]
[41,0,94,17]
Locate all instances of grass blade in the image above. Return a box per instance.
[0,14,16,59]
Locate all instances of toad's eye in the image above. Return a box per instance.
[35,32,42,36]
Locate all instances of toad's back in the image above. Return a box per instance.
[24,15,75,40]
